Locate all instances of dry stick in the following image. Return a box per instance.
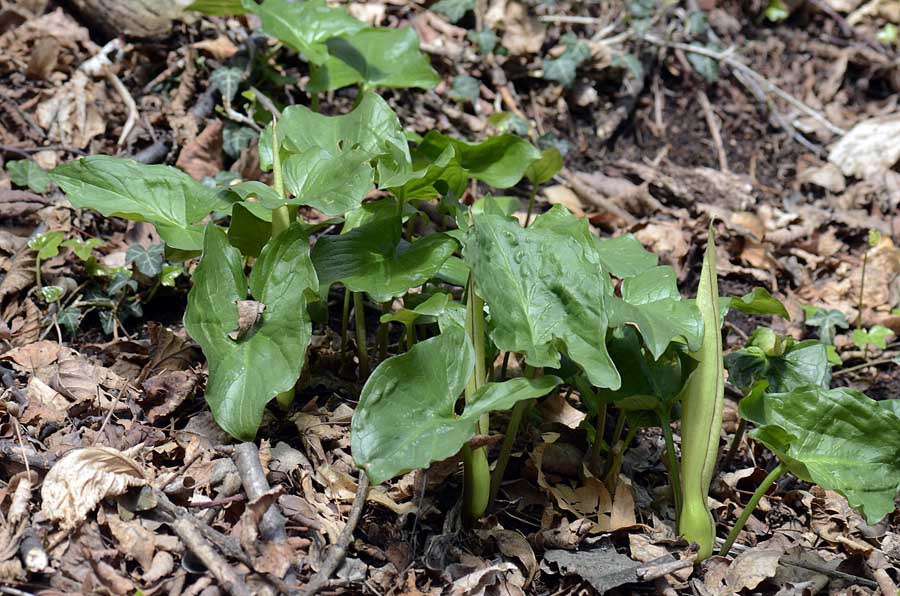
[172,518,253,596]
[696,89,729,172]
[560,169,637,224]
[150,489,295,595]
[642,35,846,137]
[353,293,369,378]
[233,442,288,543]
[301,472,370,596]
[782,554,879,588]
[106,72,139,146]
[832,355,899,377]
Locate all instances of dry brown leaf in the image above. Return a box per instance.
[191,35,238,60]
[35,70,106,149]
[22,376,69,425]
[9,299,41,346]
[105,513,156,571]
[609,477,637,530]
[0,248,36,299]
[725,549,781,592]
[228,299,265,341]
[538,391,586,429]
[829,113,900,179]
[41,446,148,529]
[501,2,545,55]
[175,119,225,181]
[543,185,584,217]
[142,369,198,422]
[476,528,537,585]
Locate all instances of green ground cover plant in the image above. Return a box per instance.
[46,0,900,562]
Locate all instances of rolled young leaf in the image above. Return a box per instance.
[184,223,318,440]
[678,226,723,561]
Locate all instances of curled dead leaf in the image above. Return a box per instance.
[229,299,265,341]
[41,446,147,529]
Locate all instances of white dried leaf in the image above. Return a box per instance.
[41,446,147,529]
[829,114,900,179]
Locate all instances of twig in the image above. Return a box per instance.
[0,440,55,469]
[559,168,637,224]
[537,15,605,25]
[172,518,253,596]
[301,471,370,596]
[187,494,246,509]
[642,35,846,137]
[106,72,139,146]
[832,356,898,377]
[636,557,695,580]
[781,554,878,588]
[0,144,87,157]
[233,442,288,543]
[696,90,728,172]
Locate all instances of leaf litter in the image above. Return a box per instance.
[0,0,899,594]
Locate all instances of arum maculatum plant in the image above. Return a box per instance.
[49,0,900,562]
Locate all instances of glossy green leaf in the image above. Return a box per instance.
[380,292,451,327]
[416,131,541,189]
[28,231,65,260]
[39,285,64,303]
[678,226,723,561]
[186,0,246,15]
[61,237,103,261]
[524,148,563,186]
[184,223,317,440]
[851,325,894,351]
[741,386,900,523]
[390,144,467,201]
[725,337,831,394]
[594,234,658,279]
[607,265,703,359]
[7,159,51,193]
[227,202,272,257]
[352,321,561,483]
[252,0,365,64]
[260,92,412,188]
[126,244,164,277]
[160,264,183,287]
[722,288,790,320]
[51,156,231,251]
[464,207,620,389]
[312,217,457,303]
[282,148,374,215]
[309,27,440,92]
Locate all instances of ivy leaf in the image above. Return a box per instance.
[28,231,65,260]
[210,67,244,102]
[51,156,232,251]
[61,238,104,261]
[741,386,900,523]
[160,265,183,287]
[125,244,165,277]
[607,265,703,359]
[309,27,440,92]
[464,207,620,389]
[802,306,849,345]
[184,223,318,440]
[543,33,590,87]
[252,0,365,65]
[416,131,541,189]
[57,307,82,334]
[430,0,475,22]
[851,325,894,351]
[282,147,374,215]
[7,159,51,193]
[352,320,560,483]
[223,124,257,159]
[312,217,457,303]
[487,112,529,135]
[260,92,412,188]
[227,202,272,257]
[449,75,481,104]
[524,147,563,186]
[39,285,64,303]
[467,28,498,54]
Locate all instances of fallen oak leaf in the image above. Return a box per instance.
[229,299,265,341]
[41,446,147,529]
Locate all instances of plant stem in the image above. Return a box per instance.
[603,425,637,491]
[720,462,786,555]
[340,287,351,356]
[660,407,682,520]
[34,256,42,290]
[489,365,536,506]
[588,397,607,474]
[405,323,416,351]
[856,251,868,330]
[353,292,369,378]
[832,356,900,377]
[524,185,538,227]
[463,273,490,525]
[498,351,511,381]
[309,64,321,112]
[377,302,390,361]
[721,419,747,471]
[270,117,292,238]
[275,389,294,411]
